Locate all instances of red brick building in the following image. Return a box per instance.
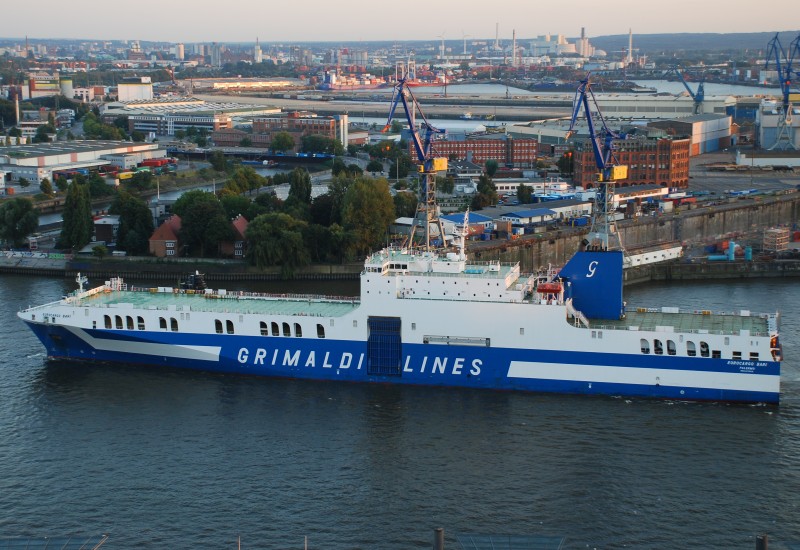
[415,136,539,168]
[219,215,248,259]
[148,215,182,258]
[573,137,690,189]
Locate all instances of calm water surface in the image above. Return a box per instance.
[1,274,799,548]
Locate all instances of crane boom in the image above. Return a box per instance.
[566,74,627,251]
[668,66,705,114]
[384,77,448,251]
[764,33,798,149]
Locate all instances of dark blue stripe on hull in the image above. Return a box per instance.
[24,322,780,404]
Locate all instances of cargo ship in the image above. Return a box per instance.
[18,226,781,403]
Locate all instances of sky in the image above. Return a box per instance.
[2,0,798,43]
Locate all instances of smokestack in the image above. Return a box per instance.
[495,23,499,50]
[15,96,20,126]
[512,29,516,67]
[581,27,585,40]
[627,29,633,65]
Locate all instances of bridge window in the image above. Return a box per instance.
[260,321,269,336]
[294,323,302,337]
[700,341,709,358]
[170,318,178,332]
[215,319,223,334]
[159,317,167,330]
[282,322,291,337]
[732,351,742,360]
[712,350,721,359]
[272,322,279,336]
[126,316,134,330]
[137,316,145,330]
[317,324,325,338]
[104,315,112,329]
[115,315,123,329]
[226,320,234,334]
[654,339,663,355]
[686,341,696,357]
[667,340,676,356]
[750,352,759,361]
[640,339,650,354]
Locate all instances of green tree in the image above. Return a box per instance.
[347,163,363,176]
[172,190,231,257]
[32,123,56,143]
[0,197,39,247]
[54,176,68,193]
[246,212,310,278]
[59,180,93,250]
[287,168,312,204]
[17,177,31,188]
[221,194,252,219]
[92,244,108,258]
[131,130,146,142]
[270,131,294,152]
[366,159,384,173]
[471,174,498,210]
[485,159,499,177]
[557,151,574,176]
[390,120,403,133]
[389,156,411,179]
[393,191,417,218]
[302,134,344,155]
[331,158,347,176]
[87,172,113,197]
[342,177,395,256]
[239,136,253,147]
[517,183,533,204]
[109,191,155,255]
[436,175,455,194]
[209,150,228,172]
[39,177,54,196]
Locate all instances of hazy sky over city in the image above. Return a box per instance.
[3,0,797,43]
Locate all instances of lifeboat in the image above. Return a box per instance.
[536,282,563,294]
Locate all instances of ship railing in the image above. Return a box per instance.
[127,286,359,304]
[631,305,775,319]
[587,323,770,338]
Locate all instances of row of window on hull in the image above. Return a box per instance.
[641,338,758,361]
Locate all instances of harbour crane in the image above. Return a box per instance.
[383,76,448,251]
[668,65,705,114]
[764,32,799,150]
[565,74,628,251]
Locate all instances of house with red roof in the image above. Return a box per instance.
[148,214,182,257]
[219,215,248,259]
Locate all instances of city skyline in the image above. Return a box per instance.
[2,0,797,44]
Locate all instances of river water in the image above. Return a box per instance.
[1,274,799,548]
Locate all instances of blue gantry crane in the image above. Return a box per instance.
[668,65,705,114]
[764,32,799,150]
[383,76,448,251]
[565,74,628,251]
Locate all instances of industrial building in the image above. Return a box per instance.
[573,136,691,189]
[100,97,281,137]
[0,141,165,185]
[757,100,800,150]
[216,112,349,149]
[117,76,153,102]
[647,114,732,155]
[417,134,538,168]
[178,77,306,93]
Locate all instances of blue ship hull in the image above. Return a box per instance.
[25,321,780,404]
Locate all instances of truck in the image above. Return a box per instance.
[140,158,169,168]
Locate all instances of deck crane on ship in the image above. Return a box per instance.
[667,65,705,114]
[764,32,799,150]
[564,74,628,252]
[383,75,448,251]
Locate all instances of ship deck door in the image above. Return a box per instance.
[367,316,402,376]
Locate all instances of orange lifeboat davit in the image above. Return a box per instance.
[536,282,563,294]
